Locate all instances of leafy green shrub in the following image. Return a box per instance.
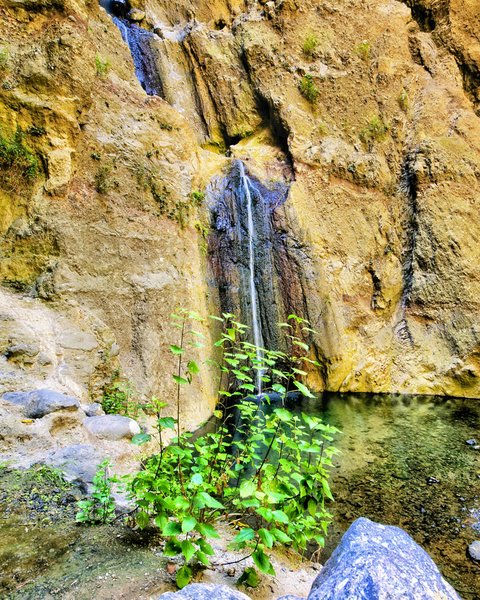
[302,34,319,58]
[190,190,205,206]
[76,460,117,524]
[102,377,141,418]
[354,40,371,61]
[95,54,110,77]
[299,74,320,104]
[0,128,39,192]
[129,311,338,588]
[359,115,388,149]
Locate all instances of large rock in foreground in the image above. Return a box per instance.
[3,389,79,418]
[309,518,460,600]
[158,583,252,599]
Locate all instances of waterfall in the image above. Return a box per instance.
[238,161,264,393]
[112,17,164,97]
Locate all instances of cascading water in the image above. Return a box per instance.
[239,162,264,393]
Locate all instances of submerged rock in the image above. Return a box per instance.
[3,389,79,419]
[83,414,140,440]
[157,583,252,599]
[308,518,460,599]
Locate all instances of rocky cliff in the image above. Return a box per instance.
[1,0,480,420]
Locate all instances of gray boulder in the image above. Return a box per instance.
[83,414,140,440]
[308,518,460,600]
[83,402,104,417]
[467,540,480,562]
[3,389,79,418]
[45,443,105,491]
[158,584,252,599]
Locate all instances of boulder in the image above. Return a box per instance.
[308,518,460,600]
[45,444,105,491]
[3,389,80,418]
[128,8,145,21]
[157,584,252,599]
[467,541,480,562]
[83,402,104,417]
[83,414,140,440]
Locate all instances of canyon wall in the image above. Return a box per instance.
[1,0,480,418]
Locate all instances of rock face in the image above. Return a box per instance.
[0,0,480,441]
[3,389,79,418]
[308,518,460,600]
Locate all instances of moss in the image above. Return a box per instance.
[302,34,319,58]
[398,88,410,112]
[354,40,371,61]
[95,54,110,78]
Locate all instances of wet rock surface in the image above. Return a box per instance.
[309,518,460,599]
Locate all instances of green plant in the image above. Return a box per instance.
[95,53,110,78]
[359,115,388,149]
[354,40,371,61]
[0,128,39,192]
[302,34,319,58]
[76,460,117,524]
[190,190,205,206]
[102,376,142,417]
[398,88,409,112]
[129,311,338,588]
[299,74,320,104]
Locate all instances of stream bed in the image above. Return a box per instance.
[1,393,479,598]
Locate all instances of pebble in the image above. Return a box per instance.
[466,439,477,446]
[467,541,480,562]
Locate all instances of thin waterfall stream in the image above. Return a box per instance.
[239,162,264,394]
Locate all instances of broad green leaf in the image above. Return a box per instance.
[308,499,317,517]
[173,375,189,385]
[196,522,220,538]
[158,417,176,429]
[176,565,192,589]
[322,478,334,501]
[272,510,289,524]
[258,528,274,548]
[274,408,293,422]
[170,345,184,355]
[191,473,203,486]
[187,360,200,374]
[239,479,256,498]
[233,528,255,545]
[196,492,223,509]
[196,550,210,565]
[252,549,275,575]
[270,528,292,543]
[293,380,315,398]
[131,433,151,446]
[197,538,215,554]
[181,515,197,533]
[181,540,196,563]
[163,521,182,536]
[164,539,181,556]
[136,510,150,529]
[213,410,223,419]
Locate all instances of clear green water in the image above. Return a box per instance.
[1,393,479,598]
[300,393,480,599]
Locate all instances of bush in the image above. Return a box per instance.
[0,128,39,192]
[128,311,338,588]
[76,460,117,524]
[102,376,141,418]
[302,34,319,58]
[299,74,320,104]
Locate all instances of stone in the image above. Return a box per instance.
[83,402,104,417]
[157,584,252,599]
[128,8,145,21]
[276,597,305,600]
[467,541,480,562]
[83,415,140,440]
[4,343,40,361]
[3,389,80,418]
[45,444,105,491]
[308,518,460,599]
[466,439,477,446]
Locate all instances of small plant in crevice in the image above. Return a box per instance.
[359,115,388,150]
[398,88,410,112]
[190,190,205,206]
[95,53,110,78]
[0,45,9,70]
[302,34,320,58]
[76,460,117,524]
[102,374,142,418]
[299,74,320,104]
[94,164,114,194]
[0,128,39,192]
[354,40,371,62]
[128,310,338,588]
